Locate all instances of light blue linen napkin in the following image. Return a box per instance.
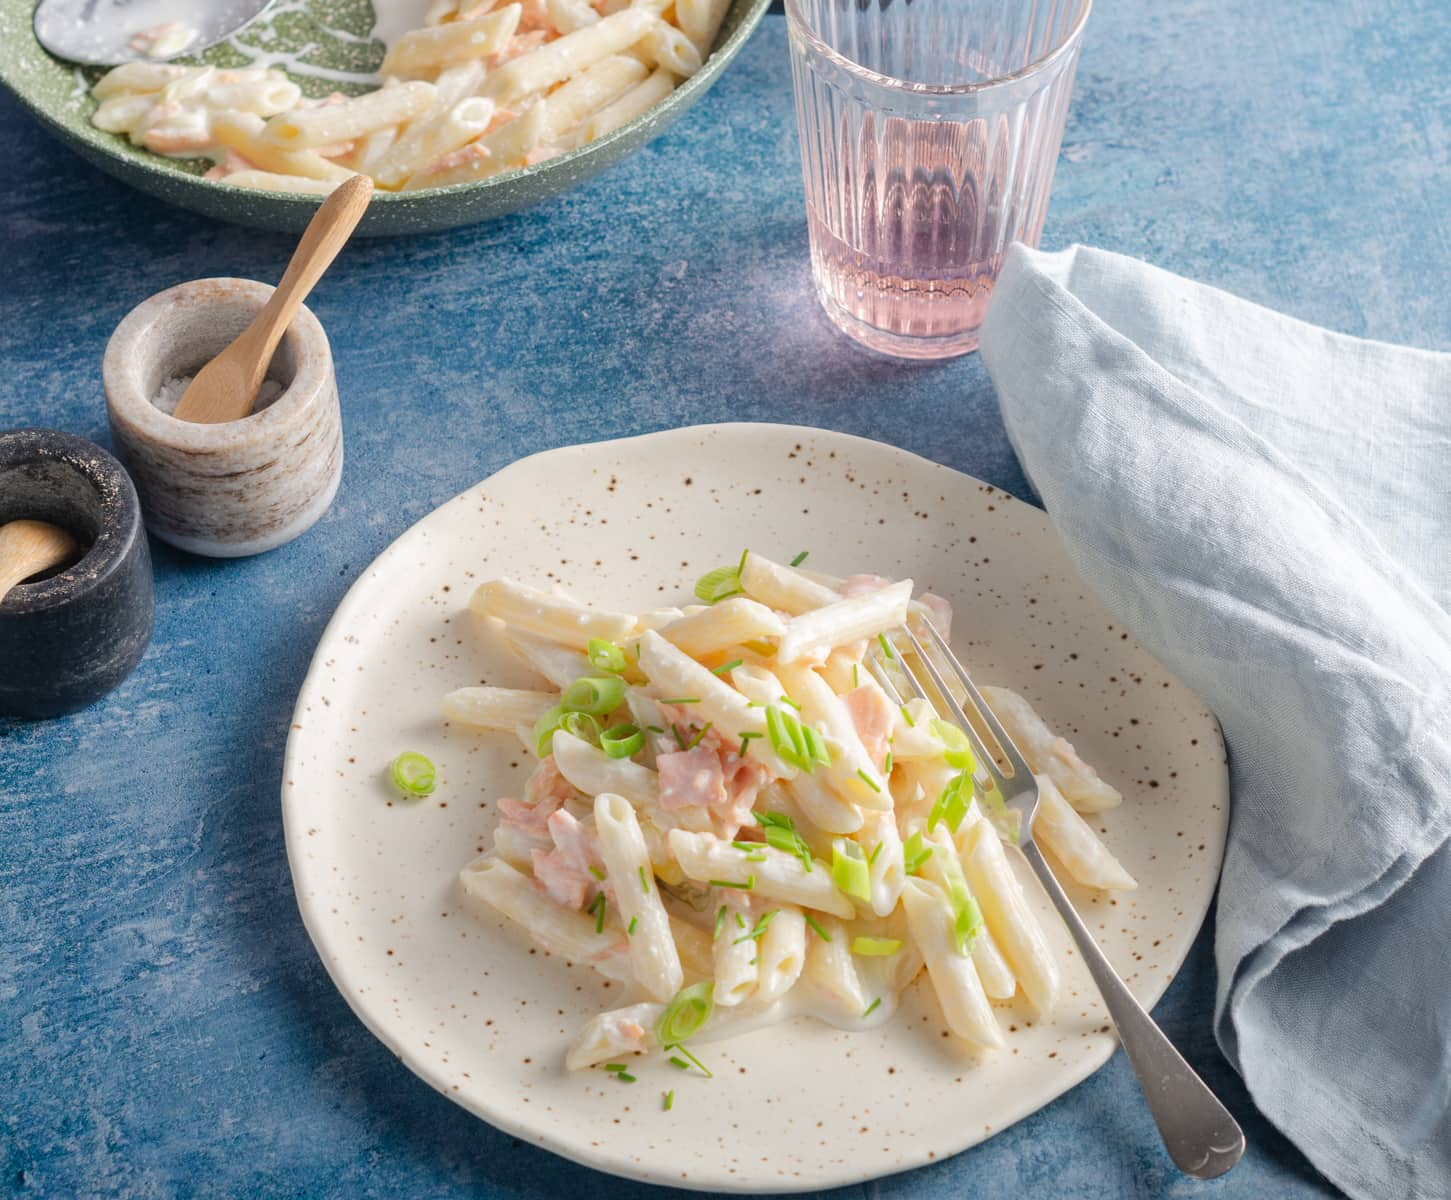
[978,244,1451,1200]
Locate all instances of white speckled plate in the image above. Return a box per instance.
[282,423,1228,1193]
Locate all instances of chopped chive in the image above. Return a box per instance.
[616,1072,636,1083]
[672,724,688,750]
[627,916,638,935]
[868,841,884,866]
[781,695,802,711]
[686,722,713,750]
[737,547,750,575]
[669,1055,691,1070]
[878,633,895,660]
[639,866,650,892]
[851,936,902,956]
[863,997,882,1018]
[588,865,605,881]
[735,911,747,928]
[660,698,701,705]
[744,851,766,862]
[604,1063,628,1072]
[749,956,759,965]
[790,551,809,567]
[709,876,755,890]
[732,910,778,944]
[589,892,607,933]
[804,913,831,941]
[857,768,882,793]
[713,906,727,940]
[663,1043,713,1078]
[645,724,665,734]
[884,751,893,774]
[663,1090,674,1111]
[711,659,744,675]
[901,704,917,728]
[853,663,860,689]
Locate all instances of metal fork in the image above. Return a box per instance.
[871,621,1246,1180]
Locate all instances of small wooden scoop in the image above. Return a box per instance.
[0,519,79,604]
[173,174,374,425]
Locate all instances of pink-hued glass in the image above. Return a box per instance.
[786,0,1091,358]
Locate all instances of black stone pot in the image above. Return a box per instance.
[0,429,154,719]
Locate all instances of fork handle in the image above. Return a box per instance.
[1020,840,1246,1179]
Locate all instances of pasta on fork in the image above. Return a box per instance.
[446,549,1138,1075]
[84,0,732,194]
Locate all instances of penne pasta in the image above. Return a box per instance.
[711,892,759,1006]
[739,551,842,615]
[676,0,732,53]
[777,579,913,665]
[372,96,498,188]
[774,662,888,808]
[982,686,1123,812]
[755,904,807,1002]
[636,629,770,748]
[668,829,855,918]
[660,597,786,658]
[595,793,683,1001]
[210,112,353,181]
[220,171,340,195]
[800,914,868,1019]
[473,578,636,650]
[443,684,557,730]
[958,819,1061,1016]
[403,101,549,189]
[566,1001,662,1069]
[858,808,905,917]
[458,855,631,980]
[381,6,524,76]
[901,878,1004,1049]
[482,8,657,105]
[262,81,438,149]
[1033,774,1137,890]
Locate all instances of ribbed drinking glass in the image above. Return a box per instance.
[786,0,1091,358]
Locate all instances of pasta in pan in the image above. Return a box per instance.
[445,549,1139,1079]
[84,0,728,194]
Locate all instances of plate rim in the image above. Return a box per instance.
[281,420,1230,1192]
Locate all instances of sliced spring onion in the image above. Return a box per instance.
[657,982,714,1045]
[867,840,884,866]
[755,809,814,873]
[561,675,627,716]
[586,638,627,673]
[388,752,436,798]
[831,839,871,902]
[765,705,829,773]
[902,831,933,875]
[803,913,831,941]
[851,936,902,956]
[790,550,809,567]
[600,723,644,759]
[928,770,974,833]
[710,659,744,675]
[862,997,882,1018]
[694,565,743,604]
[560,710,601,746]
[947,879,984,956]
[929,719,977,772]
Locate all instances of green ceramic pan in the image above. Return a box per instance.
[0,0,770,235]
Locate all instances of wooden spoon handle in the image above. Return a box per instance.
[235,174,374,374]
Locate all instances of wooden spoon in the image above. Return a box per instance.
[0,519,79,604]
[173,174,374,425]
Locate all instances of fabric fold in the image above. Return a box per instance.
[979,243,1451,1200]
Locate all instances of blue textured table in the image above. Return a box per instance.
[4,1,1448,1195]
